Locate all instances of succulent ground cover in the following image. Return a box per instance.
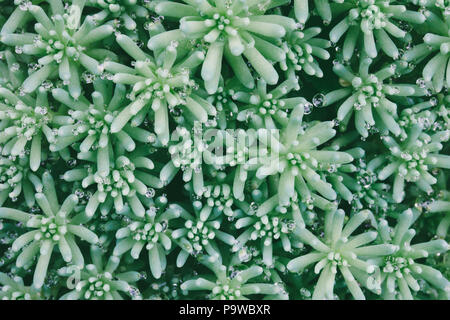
[0,0,448,300]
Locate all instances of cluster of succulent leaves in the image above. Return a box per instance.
[0,0,448,300]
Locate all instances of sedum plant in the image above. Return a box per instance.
[0,172,99,288]
[321,57,427,137]
[403,8,450,92]
[113,197,180,279]
[88,0,149,32]
[287,209,397,299]
[232,189,304,267]
[0,86,55,171]
[0,155,43,207]
[372,209,450,299]
[149,0,297,93]
[58,245,141,300]
[62,148,162,218]
[0,272,42,299]
[0,49,26,91]
[239,104,354,208]
[328,0,425,60]
[0,0,116,98]
[0,0,448,301]
[105,32,210,145]
[50,79,155,162]
[171,200,235,267]
[369,124,450,203]
[322,133,394,214]
[279,22,331,78]
[180,254,282,299]
[235,76,301,126]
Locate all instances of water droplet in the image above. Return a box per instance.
[303,102,313,114]
[145,188,155,198]
[312,93,325,108]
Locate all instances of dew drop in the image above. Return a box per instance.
[312,93,325,108]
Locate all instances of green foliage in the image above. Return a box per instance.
[0,0,448,300]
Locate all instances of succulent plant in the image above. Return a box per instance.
[171,200,235,267]
[0,86,56,171]
[0,272,42,299]
[403,8,450,92]
[62,148,162,218]
[0,172,99,288]
[235,76,302,126]
[232,189,302,267]
[369,124,450,203]
[50,79,156,160]
[372,209,450,299]
[329,0,425,60]
[105,32,212,145]
[58,245,141,300]
[0,0,447,301]
[279,23,331,78]
[0,0,116,98]
[321,58,427,137]
[239,105,354,208]
[287,209,397,299]
[0,155,43,207]
[88,0,149,31]
[113,196,180,279]
[180,254,282,299]
[149,0,296,93]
